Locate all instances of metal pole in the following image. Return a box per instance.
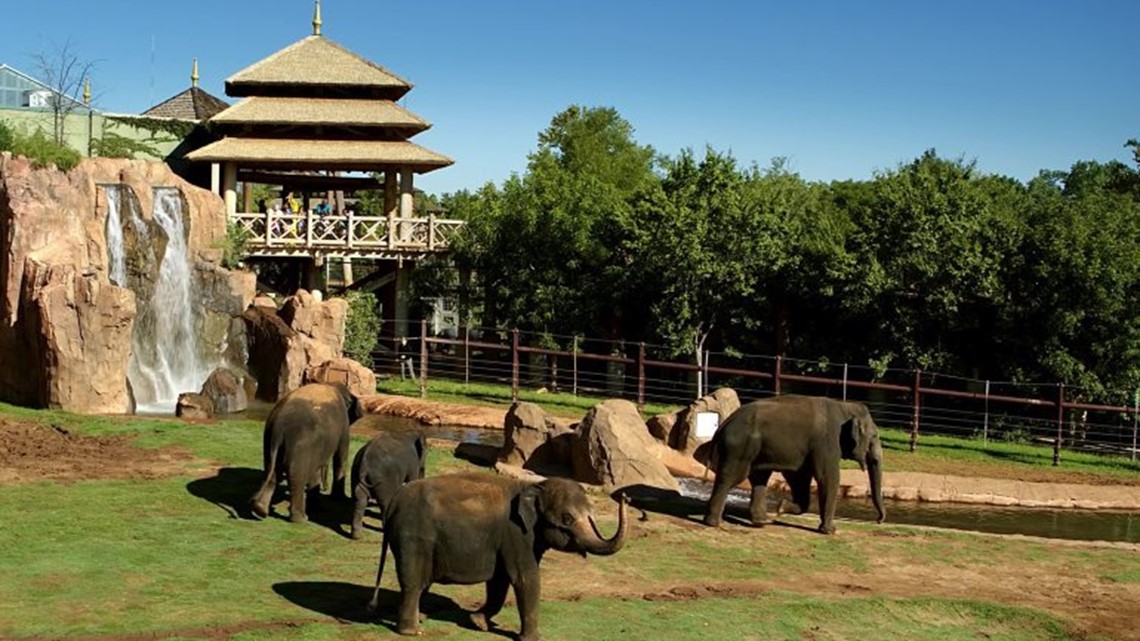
[702,349,710,398]
[842,363,848,401]
[983,380,990,445]
[418,320,427,398]
[463,325,470,385]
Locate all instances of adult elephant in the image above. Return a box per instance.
[249,382,363,522]
[368,472,628,641]
[702,394,885,534]
[349,432,427,540]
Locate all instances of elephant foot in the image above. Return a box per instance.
[350,528,363,540]
[817,522,837,535]
[396,621,421,636]
[469,611,491,631]
[747,517,770,528]
[289,512,308,524]
[702,514,722,528]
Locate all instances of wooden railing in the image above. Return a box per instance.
[229,211,464,259]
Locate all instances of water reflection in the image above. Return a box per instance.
[678,478,1140,544]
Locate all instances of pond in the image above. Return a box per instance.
[677,478,1140,544]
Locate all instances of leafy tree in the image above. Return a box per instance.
[343,291,383,364]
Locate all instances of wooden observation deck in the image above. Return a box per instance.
[231,210,463,260]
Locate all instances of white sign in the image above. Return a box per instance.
[695,411,720,440]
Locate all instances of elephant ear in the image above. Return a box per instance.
[512,483,542,535]
[840,405,873,470]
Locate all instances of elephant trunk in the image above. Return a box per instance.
[573,496,628,556]
[867,443,886,524]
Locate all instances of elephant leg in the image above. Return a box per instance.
[781,466,813,515]
[471,571,509,631]
[331,432,350,500]
[814,453,840,535]
[513,572,541,641]
[747,469,773,526]
[396,586,425,636]
[250,467,279,518]
[703,461,750,527]
[287,462,309,523]
[350,482,370,540]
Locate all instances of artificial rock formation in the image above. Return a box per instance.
[0,153,251,412]
[242,289,373,401]
[571,399,679,492]
[498,401,575,473]
[199,367,250,414]
[651,387,741,454]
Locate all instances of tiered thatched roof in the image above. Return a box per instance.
[187,15,450,174]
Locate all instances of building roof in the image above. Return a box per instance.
[185,137,453,172]
[0,63,94,112]
[225,36,412,99]
[209,96,428,132]
[141,86,230,120]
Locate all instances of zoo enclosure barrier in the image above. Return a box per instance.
[368,321,1140,466]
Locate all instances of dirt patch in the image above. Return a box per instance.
[360,394,507,429]
[0,417,201,484]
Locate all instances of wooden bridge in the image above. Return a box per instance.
[229,211,464,260]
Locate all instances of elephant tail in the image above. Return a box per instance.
[249,426,284,518]
[367,527,390,614]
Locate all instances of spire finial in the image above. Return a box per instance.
[312,0,322,36]
[83,76,91,105]
[191,58,199,88]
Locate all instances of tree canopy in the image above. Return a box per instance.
[429,105,1140,395]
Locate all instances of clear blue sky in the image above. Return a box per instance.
[3,1,1137,195]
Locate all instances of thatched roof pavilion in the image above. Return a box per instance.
[141,60,229,120]
[186,0,453,225]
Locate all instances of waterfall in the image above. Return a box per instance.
[103,185,215,413]
[105,187,127,287]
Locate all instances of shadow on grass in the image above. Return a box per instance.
[187,468,356,538]
[617,484,823,535]
[273,581,506,636]
[186,467,263,519]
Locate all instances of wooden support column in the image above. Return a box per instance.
[394,262,410,339]
[222,162,238,216]
[242,181,253,213]
[385,170,398,249]
[399,166,414,243]
[210,163,221,194]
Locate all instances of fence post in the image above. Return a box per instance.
[773,355,783,396]
[463,325,470,385]
[1132,389,1138,463]
[1053,383,1065,466]
[983,380,990,445]
[909,369,921,452]
[418,320,428,398]
[842,363,848,401]
[572,336,579,397]
[637,342,646,408]
[511,329,520,402]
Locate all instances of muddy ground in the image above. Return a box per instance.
[1,409,1138,640]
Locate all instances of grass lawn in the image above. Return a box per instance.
[0,402,1137,640]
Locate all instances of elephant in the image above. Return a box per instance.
[249,382,363,523]
[368,472,628,641]
[702,394,885,534]
[349,432,427,540]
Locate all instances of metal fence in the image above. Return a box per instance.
[369,321,1140,466]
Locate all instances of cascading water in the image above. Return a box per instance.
[104,187,127,287]
[103,185,215,413]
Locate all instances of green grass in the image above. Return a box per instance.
[0,403,1133,640]
[376,378,679,419]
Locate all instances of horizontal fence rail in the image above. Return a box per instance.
[230,211,464,259]
[367,321,1140,466]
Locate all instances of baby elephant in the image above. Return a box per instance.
[350,432,427,539]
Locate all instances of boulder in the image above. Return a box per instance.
[655,387,741,453]
[570,399,679,492]
[305,357,377,398]
[498,402,574,473]
[199,367,249,414]
[176,392,214,419]
[280,289,347,353]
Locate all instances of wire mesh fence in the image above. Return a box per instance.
[368,320,1140,465]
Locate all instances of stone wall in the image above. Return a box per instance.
[0,153,253,412]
